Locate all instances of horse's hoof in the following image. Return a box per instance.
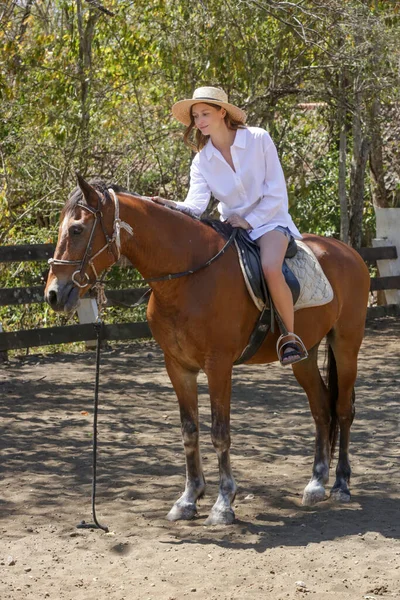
[302,480,327,506]
[330,488,351,503]
[167,501,197,521]
[204,508,235,526]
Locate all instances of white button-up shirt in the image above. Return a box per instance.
[178,126,301,240]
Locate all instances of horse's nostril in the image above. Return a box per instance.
[47,290,58,307]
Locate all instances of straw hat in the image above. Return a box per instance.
[172,86,246,126]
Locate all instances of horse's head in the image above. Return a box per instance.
[45,175,126,313]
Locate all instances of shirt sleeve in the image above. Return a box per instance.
[176,156,211,217]
[245,133,288,230]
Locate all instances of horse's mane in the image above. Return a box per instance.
[201,217,233,241]
[61,178,232,240]
[61,179,133,219]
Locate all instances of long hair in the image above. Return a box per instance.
[183,103,246,152]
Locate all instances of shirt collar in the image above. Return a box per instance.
[233,127,247,149]
[204,127,247,160]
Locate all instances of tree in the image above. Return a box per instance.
[0,0,399,248]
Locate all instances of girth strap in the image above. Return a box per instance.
[233,304,272,365]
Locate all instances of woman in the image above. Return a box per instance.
[152,86,306,365]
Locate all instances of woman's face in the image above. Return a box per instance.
[191,103,226,136]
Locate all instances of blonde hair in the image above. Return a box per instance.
[183,103,245,152]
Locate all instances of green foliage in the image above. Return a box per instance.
[0,0,399,341]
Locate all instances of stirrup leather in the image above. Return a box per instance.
[276,333,308,365]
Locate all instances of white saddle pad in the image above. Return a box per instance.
[288,241,334,311]
[239,240,334,312]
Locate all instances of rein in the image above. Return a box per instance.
[49,188,238,290]
[136,227,237,284]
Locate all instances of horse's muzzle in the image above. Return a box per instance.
[45,279,80,313]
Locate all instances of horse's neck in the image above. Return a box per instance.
[117,194,214,281]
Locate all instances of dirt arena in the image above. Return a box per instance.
[1,317,399,600]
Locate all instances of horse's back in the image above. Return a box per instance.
[301,233,370,324]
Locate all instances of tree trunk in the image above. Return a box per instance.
[349,90,369,250]
[349,137,369,250]
[338,99,349,244]
[10,0,34,73]
[368,98,390,209]
[76,0,100,173]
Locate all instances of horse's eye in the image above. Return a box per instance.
[70,225,83,236]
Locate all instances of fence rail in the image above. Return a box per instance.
[0,321,152,352]
[358,246,398,262]
[0,244,55,262]
[0,285,150,307]
[0,242,399,353]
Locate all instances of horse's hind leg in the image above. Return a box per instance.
[204,359,237,525]
[292,344,334,506]
[164,356,206,521]
[328,332,359,503]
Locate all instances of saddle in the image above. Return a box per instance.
[234,228,300,308]
[202,220,301,365]
[232,229,300,364]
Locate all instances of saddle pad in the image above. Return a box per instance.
[238,240,334,312]
[287,241,334,311]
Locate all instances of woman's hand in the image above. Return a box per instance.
[150,196,177,209]
[226,214,252,230]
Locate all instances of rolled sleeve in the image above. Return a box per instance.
[176,157,211,217]
[245,135,287,230]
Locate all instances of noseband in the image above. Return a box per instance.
[48,188,133,288]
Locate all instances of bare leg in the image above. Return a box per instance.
[257,230,293,330]
[164,355,205,521]
[292,344,332,505]
[257,230,303,363]
[204,359,237,525]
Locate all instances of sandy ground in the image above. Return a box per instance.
[0,317,399,600]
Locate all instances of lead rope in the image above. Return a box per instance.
[77,285,109,533]
[75,189,132,532]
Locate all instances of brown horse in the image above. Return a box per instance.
[45,176,370,525]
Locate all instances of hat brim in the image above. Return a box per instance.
[172,98,246,126]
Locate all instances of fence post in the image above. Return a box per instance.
[76,298,98,349]
[373,208,400,306]
[0,323,8,362]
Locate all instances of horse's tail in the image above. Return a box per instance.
[326,342,339,464]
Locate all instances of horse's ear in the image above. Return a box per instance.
[76,173,99,208]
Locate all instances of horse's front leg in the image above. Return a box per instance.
[164,355,205,521]
[204,359,237,525]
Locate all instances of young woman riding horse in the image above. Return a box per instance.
[45,90,370,526]
[153,86,305,366]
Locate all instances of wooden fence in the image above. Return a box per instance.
[0,243,151,352]
[0,242,399,353]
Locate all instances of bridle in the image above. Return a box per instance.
[48,188,133,288]
[49,187,237,291]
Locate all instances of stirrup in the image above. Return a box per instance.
[276,333,308,366]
